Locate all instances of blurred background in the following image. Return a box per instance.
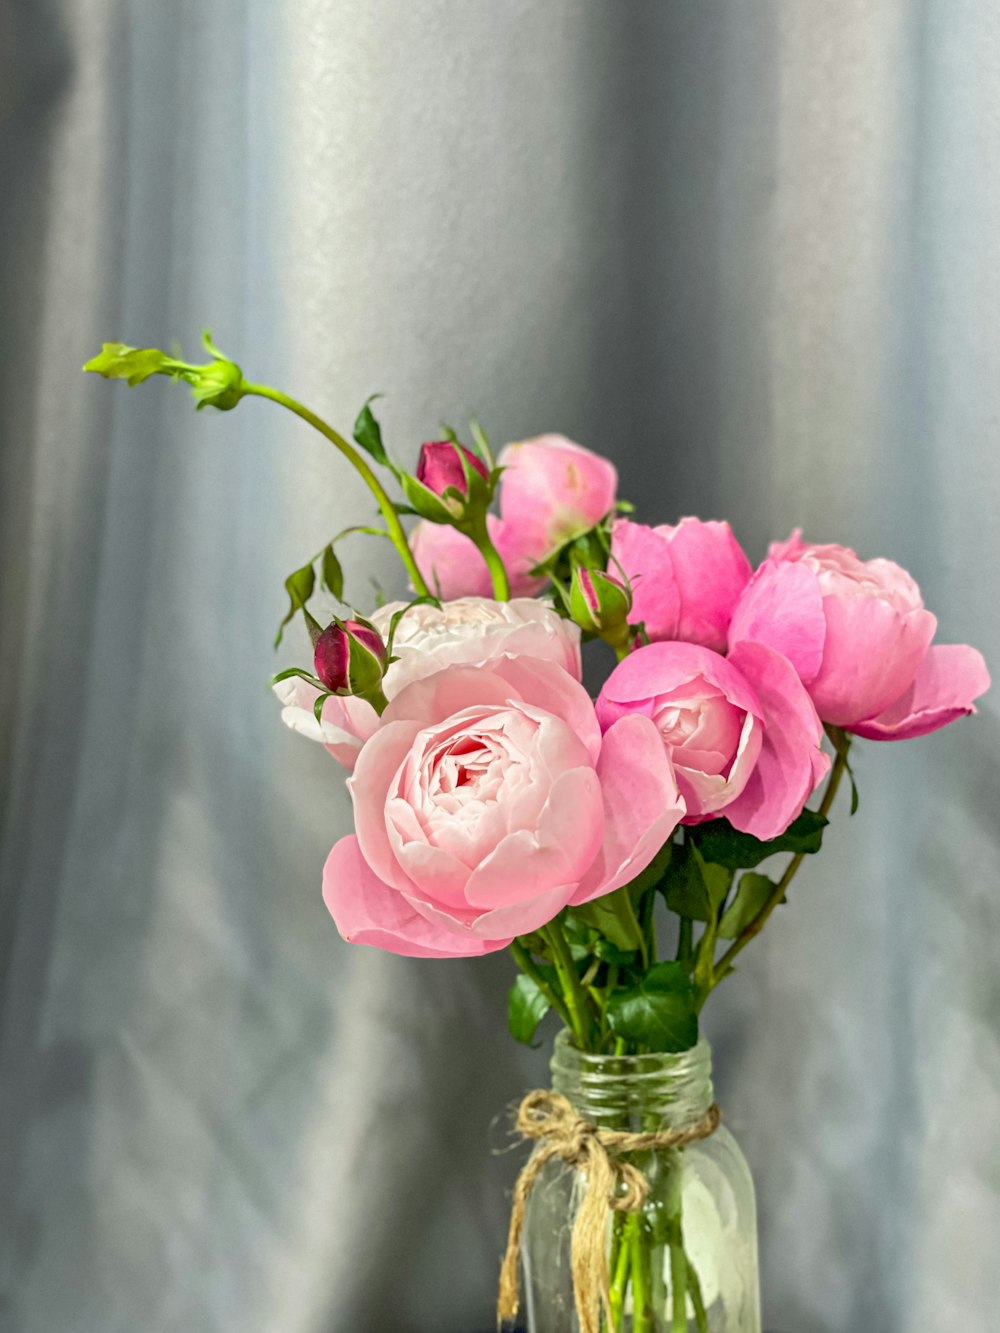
[2,3,999,1331]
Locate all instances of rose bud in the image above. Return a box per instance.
[568,567,632,651]
[416,440,489,498]
[313,618,389,710]
[402,441,492,526]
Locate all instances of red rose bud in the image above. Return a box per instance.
[313,618,388,701]
[569,567,632,642]
[416,440,489,499]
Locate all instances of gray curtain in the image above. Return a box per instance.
[2,3,998,1331]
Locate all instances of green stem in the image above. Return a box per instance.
[476,525,511,600]
[632,1218,654,1333]
[676,917,693,967]
[712,740,850,983]
[243,382,430,596]
[620,890,650,969]
[687,1254,709,1333]
[541,920,593,1049]
[669,1230,688,1333]
[509,938,573,1030]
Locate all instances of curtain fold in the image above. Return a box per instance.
[1,4,997,1331]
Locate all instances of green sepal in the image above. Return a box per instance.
[83,333,246,411]
[384,594,442,657]
[825,724,859,814]
[508,972,555,1047]
[688,809,829,870]
[607,962,698,1052]
[275,561,317,647]
[269,666,327,692]
[469,417,495,470]
[717,873,779,939]
[83,343,174,385]
[313,691,334,724]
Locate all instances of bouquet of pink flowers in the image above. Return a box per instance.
[86,336,989,1333]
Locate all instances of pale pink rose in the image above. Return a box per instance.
[611,517,752,652]
[273,596,582,768]
[596,641,829,839]
[323,657,685,957]
[497,435,618,563]
[728,531,990,737]
[410,514,545,599]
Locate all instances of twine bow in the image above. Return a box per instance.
[497,1089,721,1333]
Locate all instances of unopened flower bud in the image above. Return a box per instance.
[569,567,632,641]
[416,441,488,498]
[314,618,388,702]
[402,440,493,527]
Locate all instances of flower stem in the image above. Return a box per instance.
[242,382,430,596]
[712,739,851,983]
[509,938,573,1030]
[540,920,593,1049]
[476,524,511,601]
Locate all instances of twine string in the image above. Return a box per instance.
[497,1090,721,1333]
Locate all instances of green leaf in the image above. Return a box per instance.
[717,873,779,939]
[275,561,316,647]
[689,809,828,870]
[321,544,344,600]
[607,962,698,1052]
[508,973,551,1047]
[592,936,638,967]
[353,395,392,469]
[569,889,643,953]
[84,343,174,385]
[662,842,732,922]
[623,839,674,903]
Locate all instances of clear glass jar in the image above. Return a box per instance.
[520,1031,760,1332]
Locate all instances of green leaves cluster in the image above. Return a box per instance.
[506,807,833,1056]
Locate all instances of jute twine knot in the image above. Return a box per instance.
[497,1090,721,1333]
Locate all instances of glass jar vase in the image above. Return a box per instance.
[520,1031,760,1333]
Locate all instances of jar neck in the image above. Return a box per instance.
[550,1030,713,1131]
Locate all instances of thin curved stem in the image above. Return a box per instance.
[477,526,511,600]
[244,382,430,596]
[713,741,850,982]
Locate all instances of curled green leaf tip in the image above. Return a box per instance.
[83,337,246,412]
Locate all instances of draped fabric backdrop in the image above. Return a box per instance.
[2,4,998,1331]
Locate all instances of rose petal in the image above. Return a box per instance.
[728,558,827,684]
[848,644,991,741]
[724,642,830,839]
[571,714,686,904]
[323,836,508,957]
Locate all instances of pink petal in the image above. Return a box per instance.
[848,644,991,741]
[809,598,937,726]
[465,768,604,909]
[323,836,508,957]
[724,642,830,839]
[348,719,425,893]
[597,642,762,721]
[610,519,681,641]
[571,714,686,905]
[498,436,618,559]
[664,518,753,651]
[728,558,826,684]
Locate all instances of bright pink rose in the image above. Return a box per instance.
[415,440,488,498]
[596,641,829,839]
[273,596,581,768]
[611,517,752,652]
[323,657,685,956]
[497,435,617,563]
[728,531,990,738]
[410,514,544,599]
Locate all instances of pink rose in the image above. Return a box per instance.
[611,517,752,652]
[323,657,685,956]
[596,641,829,840]
[410,514,545,600]
[415,440,488,498]
[497,435,617,563]
[728,531,990,738]
[273,596,581,768]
